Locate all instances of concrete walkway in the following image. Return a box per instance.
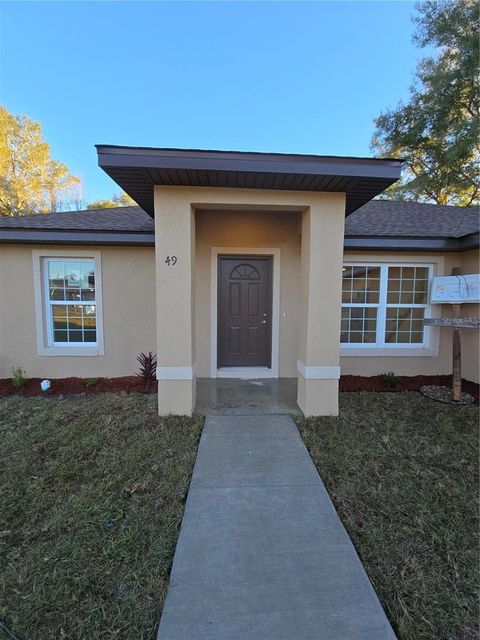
[157,416,397,640]
[195,378,301,416]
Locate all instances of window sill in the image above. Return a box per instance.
[38,345,104,357]
[340,346,438,357]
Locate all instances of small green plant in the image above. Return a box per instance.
[136,352,157,390]
[11,366,27,389]
[84,377,105,388]
[379,371,397,388]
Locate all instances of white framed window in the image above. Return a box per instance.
[45,258,97,346]
[33,250,104,356]
[341,263,433,350]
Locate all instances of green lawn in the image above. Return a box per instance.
[0,394,203,640]
[298,392,479,640]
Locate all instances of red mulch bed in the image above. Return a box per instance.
[340,374,479,403]
[0,374,478,403]
[0,376,155,397]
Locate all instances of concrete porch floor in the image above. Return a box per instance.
[195,378,301,416]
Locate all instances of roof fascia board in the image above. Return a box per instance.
[344,236,479,251]
[96,144,402,166]
[2,229,478,252]
[96,147,402,180]
[0,229,155,246]
[459,232,480,250]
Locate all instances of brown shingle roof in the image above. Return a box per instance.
[345,200,479,238]
[0,206,154,232]
[0,201,478,241]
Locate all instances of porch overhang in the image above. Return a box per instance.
[96,145,403,218]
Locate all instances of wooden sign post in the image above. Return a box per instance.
[424,315,479,400]
[425,268,480,402]
[452,302,462,401]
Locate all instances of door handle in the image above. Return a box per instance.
[261,319,267,324]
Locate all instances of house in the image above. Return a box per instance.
[0,146,478,416]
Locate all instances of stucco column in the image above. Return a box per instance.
[297,194,345,416]
[154,187,196,415]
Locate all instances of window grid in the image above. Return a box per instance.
[50,304,97,344]
[341,307,377,344]
[44,258,97,347]
[341,263,432,348]
[385,307,425,344]
[387,266,429,306]
[342,265,380,305]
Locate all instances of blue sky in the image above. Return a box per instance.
[1,1,419,203]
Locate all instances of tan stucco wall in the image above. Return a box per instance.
[340,249,480,382]
[296,196,346,415]
[193,193,346,384]
[0,244,156,378]
[298,197,346,367]
[154,187,196,414]
[1,225,478,391]
[154,186,347,416]
[195,209,301,377]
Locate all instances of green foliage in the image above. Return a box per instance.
[371,0,479,205]
[84,377,105,388]
[0,106,81,216]
[379,371,398,388]
[10,367,27,389]
[87,193,136,209]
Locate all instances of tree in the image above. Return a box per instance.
[0,105,81,216]
[371,0,479,206]
[87,193,137,209]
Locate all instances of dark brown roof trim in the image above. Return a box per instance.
[96,145,403,218]
[97,144,403,163]
[2,228,477,252]
[459,232,480,250]
[0,229,155,246]
[344,233,480,252]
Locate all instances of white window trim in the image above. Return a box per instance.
[340,260,442,357]
[33,249,105,356]
[44,257,98,349]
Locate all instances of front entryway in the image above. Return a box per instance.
[217,255,273,368]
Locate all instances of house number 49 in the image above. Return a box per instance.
[165,256,177,266]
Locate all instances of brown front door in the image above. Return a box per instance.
[218,255,273,368]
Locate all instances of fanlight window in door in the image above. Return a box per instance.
[229,264,261,280]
